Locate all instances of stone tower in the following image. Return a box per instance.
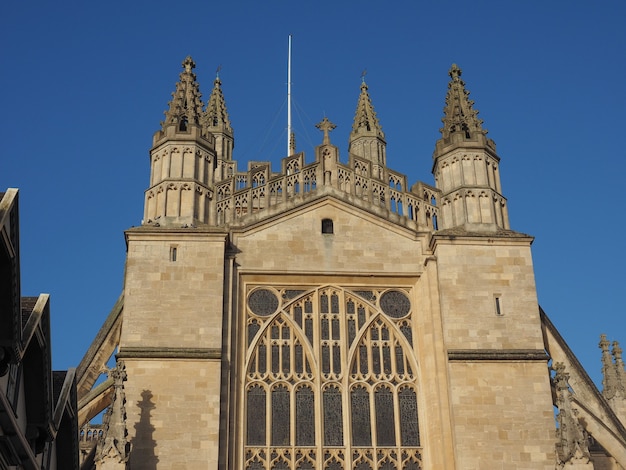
[143,56,218,227]
[81,58,626,470]
[119,57,230,468]
[432,64,508,231]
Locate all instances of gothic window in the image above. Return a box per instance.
[242,286,422,469]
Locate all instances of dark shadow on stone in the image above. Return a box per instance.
[130,390,159,469]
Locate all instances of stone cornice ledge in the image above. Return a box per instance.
[448,349,548,362]
[117,347,221,360]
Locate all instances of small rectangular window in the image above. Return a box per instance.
[321,218,334,234]
[170,246,178,262]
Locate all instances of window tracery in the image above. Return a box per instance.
[242,286,422,470]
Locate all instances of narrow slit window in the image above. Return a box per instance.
[322,218,334,234]
[495,295,502,316]
[170,246,178,262]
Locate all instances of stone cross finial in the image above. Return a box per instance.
[316,117,336,145]
[361,69,367,84]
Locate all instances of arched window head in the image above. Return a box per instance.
[322,218,334,234]
[179,116,188,132]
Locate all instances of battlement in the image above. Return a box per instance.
[210,151,439,230]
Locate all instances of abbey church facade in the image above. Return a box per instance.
[74,58,626,469]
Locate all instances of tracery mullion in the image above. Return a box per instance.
[312,289,325,470]
[393,378,402,449]
[264,325,273,449]
[331,289,351,467]
[309,297,324,469]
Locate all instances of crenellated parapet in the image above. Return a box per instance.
[209,122,438,231]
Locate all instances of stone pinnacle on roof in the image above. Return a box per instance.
[350,75,384,140]
[612,340,626,396]
[203,68,233,134]
[600,334,619,399]
[439,63,487,141]
[162,56,205,130]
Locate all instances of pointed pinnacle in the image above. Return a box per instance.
[351,78,383,138]
[162,56,204,129]
[439,63,486,141]
[203,73,232,133]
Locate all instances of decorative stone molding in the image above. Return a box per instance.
[553,362,593,468]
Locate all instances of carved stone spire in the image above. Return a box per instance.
[203,71,234,165]
[95,361,130,469]
[438,64,488,146]
[613,341,626,396]
[609,340,626,422]
[203,75,233,135]
[348,76,386,176]
[600,334,619,399]
[350,79,384,140]
[144,58,217,227]
[162,56,205,131]
[432,64,509,232]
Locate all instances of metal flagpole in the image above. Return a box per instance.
[287,34,292,156]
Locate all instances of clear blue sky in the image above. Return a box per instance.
[2,1,625,389]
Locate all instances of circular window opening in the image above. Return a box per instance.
[248,289,279,316]
[379,290,411,318]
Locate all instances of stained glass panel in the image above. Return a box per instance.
[323,386,343,446]
[282,344,290,373]
[351,386,372,446]
[296,386,315,446]
[258,345,266,374]
[247,385,266,445]
[271,386,290,446]
[320,294,329,313]
[248,320,260,346]
[375,387,396,446]
[399,388,420,446]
